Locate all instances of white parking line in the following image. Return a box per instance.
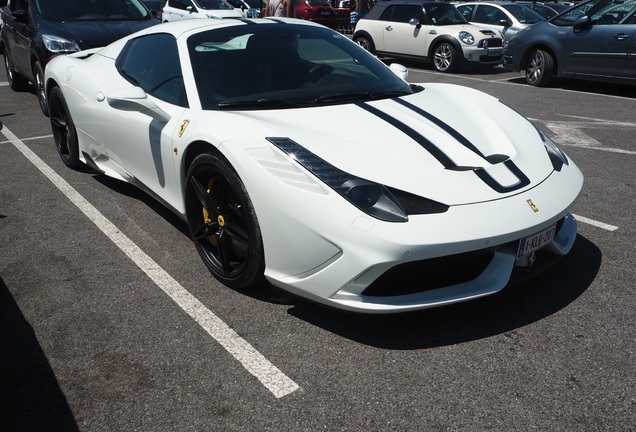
[573,214,619,232]
[0,126,299,399]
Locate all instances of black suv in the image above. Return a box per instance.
[0,0,157,115]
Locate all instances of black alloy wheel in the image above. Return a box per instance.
[49,86,81,169]
[185,153,265,289]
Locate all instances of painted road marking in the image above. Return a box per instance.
[573,214,619,232]
[1,125,299,399]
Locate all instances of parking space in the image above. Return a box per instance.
[1,63,635,431]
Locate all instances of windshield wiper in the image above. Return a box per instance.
[217,99,303,110]
[314,91,410,104]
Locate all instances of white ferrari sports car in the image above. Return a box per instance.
[45,18,583,313]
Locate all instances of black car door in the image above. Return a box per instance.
[3,0,31,76]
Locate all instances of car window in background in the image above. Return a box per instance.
[379,5,424,22]
[502,4,543,24]
[551,0,605,25]
[424,3,466,25]
[590,0,636,24]
[197,0,235,10]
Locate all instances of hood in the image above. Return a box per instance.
[237,84,556,206]
[42,19,157,50]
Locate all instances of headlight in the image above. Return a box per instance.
[458,31,474,45]
[42,34,81,53]
[267,137,409,222]
[246,7,259,17]
[536,127,568,171]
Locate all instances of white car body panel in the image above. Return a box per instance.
[45,18,583,313]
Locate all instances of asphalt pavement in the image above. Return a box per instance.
[1,61,635,431]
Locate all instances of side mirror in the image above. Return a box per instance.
[107,87,171,123]
[389,63,408,82]
[408,18,421,28]
[12,9,28,24]
[499,18,512,27]
[572,15,591,32]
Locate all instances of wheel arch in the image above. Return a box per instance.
[181,140,236,194]
[352,30,375,51]
[428,35,463,59]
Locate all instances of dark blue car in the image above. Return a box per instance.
[0,0,158,115]
[503,0,636,87]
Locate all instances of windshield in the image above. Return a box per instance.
[35,0,150,22]
[196,0,235,10]
[502,4,544,24]
[424,4,467,25]
[188,24,414,110]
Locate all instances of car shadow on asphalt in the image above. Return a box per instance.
[284,234,601,349]
[0,275,79,432]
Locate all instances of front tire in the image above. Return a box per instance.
[3,51,29,91]
[526,49,554,87]
[432,42,458,72]
[33,61,49,116]
[185,153,265,290]
[49,86,81,169]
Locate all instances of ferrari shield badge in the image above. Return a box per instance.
[527,199,539,213]
[178,120,190,138]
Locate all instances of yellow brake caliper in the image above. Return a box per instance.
[202,179,221,245]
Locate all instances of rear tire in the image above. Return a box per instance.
[526,49,554,87]
[354,36,375,54]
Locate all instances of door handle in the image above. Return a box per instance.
[385,25,393,31]
[615,33,630,40]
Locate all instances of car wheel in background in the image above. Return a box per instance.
[49,86,81,169]
[433,42,458,72]
[3,51,29,91]
[354,36,375,54]
[33,61,48,116]
[526,49,554,87]
[185,153,265,290]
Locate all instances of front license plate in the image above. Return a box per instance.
[517,224,556,258]
[487,49,502,57]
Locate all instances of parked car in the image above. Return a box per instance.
[227,0,263,17]
[0,0,157,116]
[295,0,339,29]
[504,0,636,86]
[456,2,545,43]
[516,2,561,19]
[162,0,243,21]
[44,18,583,312]
[353,0,503,72]
[142,0,166,20]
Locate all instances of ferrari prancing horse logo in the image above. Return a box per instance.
[527,199,539,212]
[178,120,190,138]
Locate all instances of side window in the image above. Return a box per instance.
[474,5,504,24]
[382,5,423,23]
[378,5,395,21]
[116,33,188,107]
[456,5,474,20]
[591,0,636,24]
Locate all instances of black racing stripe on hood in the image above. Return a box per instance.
[357,102,456,169]
[394,98,488,160]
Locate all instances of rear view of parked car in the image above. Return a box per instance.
[295,0,339,29]
[504,0,636,87]
[456,2,545,43]
[353,0,503,72]
[162,0,243,21]
[0,0,157,116]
